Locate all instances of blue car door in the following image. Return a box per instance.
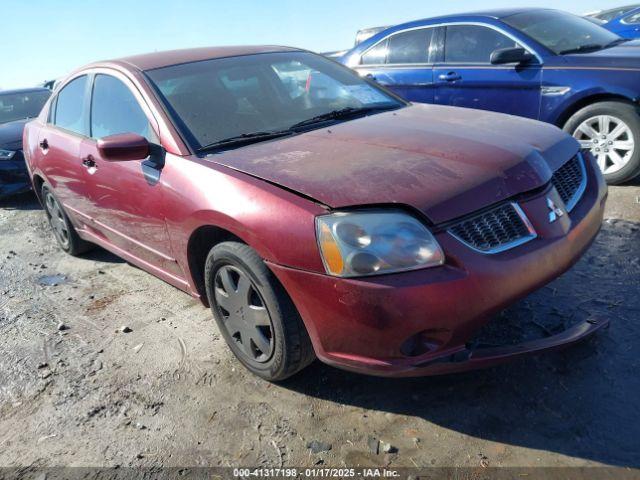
[432,24,542,119]
[352,27,439,103]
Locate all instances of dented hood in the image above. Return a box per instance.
[205,104,579,224]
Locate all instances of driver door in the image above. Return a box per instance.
[433,24,542,119]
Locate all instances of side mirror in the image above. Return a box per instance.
[97,133,150,161]
[490,47,534,65]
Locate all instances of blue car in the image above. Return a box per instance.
[586,4,640,38]
[339,8,640,184]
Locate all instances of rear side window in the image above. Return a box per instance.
[90,74,156,141]
[387,28,434,64]
[361,39,388,65]
[54,76,88,135]
[445,25,518,63]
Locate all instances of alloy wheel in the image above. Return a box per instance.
[572,114,635,174]
[44,191,70,249]
[213,265,274,364]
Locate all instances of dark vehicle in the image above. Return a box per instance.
[340,8,640,184]
[24,47,606,380]
[0,87,51,198]
[586,4,640,38]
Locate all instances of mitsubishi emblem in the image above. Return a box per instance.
[547,197,565,223]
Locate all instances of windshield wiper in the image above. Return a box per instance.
[559,43,605,55]
[197,130,294,153]
[289,105,399,130]
[604,38,629,48]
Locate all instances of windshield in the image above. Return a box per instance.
[503,10,623,55]
[0,90,50,124]
[146,51,404,150]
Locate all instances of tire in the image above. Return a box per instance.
[204,241,315,381]
[564,101,640,185]
[41,184,93,256]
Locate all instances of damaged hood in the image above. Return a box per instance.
[204,104,579,224]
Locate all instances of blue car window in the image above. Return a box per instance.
[361,39,388,65]
[445,25,517,64]
[387,28,434,64]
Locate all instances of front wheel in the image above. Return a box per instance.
[204,242,315,381]
[564,101,640,185]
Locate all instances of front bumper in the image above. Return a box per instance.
[0,150,31,198]
[268,153,608,377]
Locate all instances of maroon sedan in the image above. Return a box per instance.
[23,46,608,381]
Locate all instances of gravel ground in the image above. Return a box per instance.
[0,182,638,470]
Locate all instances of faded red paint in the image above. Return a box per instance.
[23,47,608,377]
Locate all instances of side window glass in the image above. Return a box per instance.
[54,76,88,135]
[387,28,434,64]
[361,39,388,65]
[445,25,518,63]
[90,74,156,141]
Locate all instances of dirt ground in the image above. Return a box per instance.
[0,180,639,471]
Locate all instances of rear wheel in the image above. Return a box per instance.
[204,241,315,381]
[564,101,640,185]
[41,184,92,256]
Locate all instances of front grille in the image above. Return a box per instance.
[551,153,586,212]
[448,203,536,254]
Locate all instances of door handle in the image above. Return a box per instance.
[82,155,96,168]
[365,73,377,81]
[438,72,462,82]
[39,139,49,151]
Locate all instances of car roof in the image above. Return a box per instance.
[0,87,50,96]
[351,8,558,47]
[413,7,552,22]
[105,45,301,71]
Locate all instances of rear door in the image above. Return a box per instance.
[37,75,94,223]
[433,24,542,119]
[354,27,439,103]
[79,72,180,277]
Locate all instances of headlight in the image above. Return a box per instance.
[316,210,445,277]
[0,149,16,160]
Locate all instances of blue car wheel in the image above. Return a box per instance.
[564,101,640,185]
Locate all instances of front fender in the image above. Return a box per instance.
[160,154,328,293]
[540,69,640,124]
